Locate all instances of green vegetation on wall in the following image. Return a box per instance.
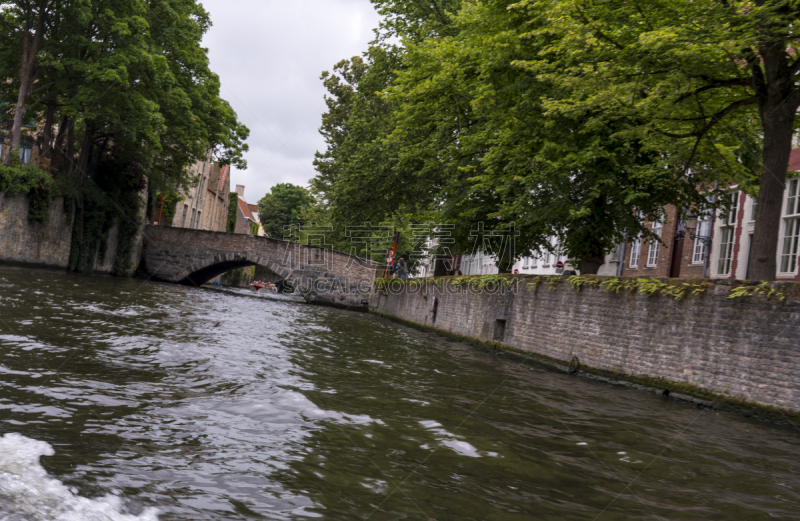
[221,266,255,287]
[0,160,54,223]
[156,191,183,226]
[67,160,142,276]
[227,193,238,233]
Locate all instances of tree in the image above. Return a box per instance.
[257,183,314,239]
[0,0,248,186]
[0,0,249,275]
[383,0,699,273]
[517,0,787,279]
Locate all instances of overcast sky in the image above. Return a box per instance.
[201,0,382,205]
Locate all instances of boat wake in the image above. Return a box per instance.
[0,433,158,520]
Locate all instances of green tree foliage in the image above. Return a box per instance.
[312,0,773,275]
[0,1,248,199]
[0,0,249,275]
[512,0,786,279]
[257,183,314,239]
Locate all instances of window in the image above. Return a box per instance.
[180,204,188,227]
[751,198,758,221]
[629,238,642,268]
[531,255,538,268]
[18,142,32,165]
[787,179,799,216]
[718,228,735,275]
[780,179,800,273]
[646,220,663,267]
[721,191,739,226]
[717,191,739,275]
[692,218,711,264]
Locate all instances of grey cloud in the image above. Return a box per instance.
[201,0,380,204]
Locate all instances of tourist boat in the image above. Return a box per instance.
[251,281,278,293]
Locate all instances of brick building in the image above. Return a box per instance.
[169,158,231,232]
[618,205,707,279]
[233,184,264,236]
[619,148,800,281]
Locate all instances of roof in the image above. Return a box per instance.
[238,197,256,221]
[218,165,230,192]
[789,148,800,172]
[248,204,259,215]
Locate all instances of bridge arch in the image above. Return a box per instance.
[141,226,381,308]
[175,252,291,287]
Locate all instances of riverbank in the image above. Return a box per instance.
[369,276,800,424]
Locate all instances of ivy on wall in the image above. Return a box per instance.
[0,159,54,222]
[375,274,722,302]
[156,191,183,226]
[227,193,238,233]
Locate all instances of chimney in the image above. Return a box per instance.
[236,185,245,198]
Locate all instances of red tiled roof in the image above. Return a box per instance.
[218,165,230,192]
[238,197,255,221]
[789,148,800,172]
[248,204,259,215]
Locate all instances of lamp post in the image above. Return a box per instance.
[684,212,713,278]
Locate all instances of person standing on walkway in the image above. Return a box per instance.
[395,258,409,278]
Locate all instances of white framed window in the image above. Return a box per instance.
[721,191,739,226]
[629,238,642,267]
[717,191,739,276]
[780,179,800,273]
[531,255,538,268]
[780,219,799,273]
[718,227,735,275]
[691,218,711,264]
[646,220,663,267]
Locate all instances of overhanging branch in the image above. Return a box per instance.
[659,95,757,138]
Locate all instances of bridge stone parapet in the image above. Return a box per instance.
[140,226,381,309]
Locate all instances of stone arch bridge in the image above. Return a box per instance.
[140,226,382,308]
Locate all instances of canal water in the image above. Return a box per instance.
[0,266,799,520]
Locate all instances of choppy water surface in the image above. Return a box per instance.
[0,266,798,520]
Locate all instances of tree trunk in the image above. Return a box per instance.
[66,123,75,177]
[51,116,69,174]
[3,2,47,167]
[579,256,604,275]
[41,101,56,160]
[71,122,94,181]
[749,44,800,281]
[750,113,794,281]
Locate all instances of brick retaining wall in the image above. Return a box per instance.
[370,277,800,416]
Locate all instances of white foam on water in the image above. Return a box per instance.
[418,421,488,458]
[0,433,159,521]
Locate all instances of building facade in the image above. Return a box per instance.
[168,159,231,232]
[233,184,264,236]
